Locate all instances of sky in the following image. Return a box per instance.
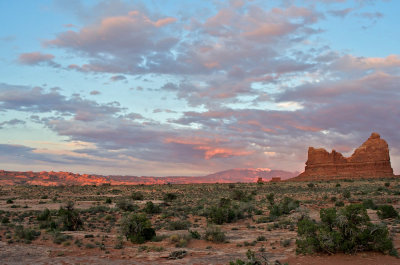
[0,0,399,176]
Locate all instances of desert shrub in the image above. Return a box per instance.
[168,250,187,259]
[163,193,177,201]
[342,190,351,199]
[37,208,57,230]
[219,198,232,207]
[377,205,399,219]
[307,183,315,188]
[14,225,41,243]
[105,198,112,204]
[167,220,191,230]
[37,208,51,221]
[169,233,191,247]
[189,230,201,239]
[204,226,226,243]
[114,235,124,249]
[256,216,270,223]
[85,243,96,249]
[85,205,110,214]
[6,199,13,204]
[52,231,72,244]
[58,202,83,231]
[281,239,291,247]
[266,193,275,205]
[143,201,161,214]
[231,189,252,202]
[335,201,344,207]
[269,197,299,220]
[110,189,122,194]
[362,199,377,210]
[116,198,137,211]
[384,182,390,187]
[257,235,266,241]
[296,204,395,255]
[120,213,155,244]
[207,199,244,224]
[229,249,277,265]
[131,192,144,200]
[254,208,263,215]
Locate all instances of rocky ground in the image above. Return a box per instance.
[0,179,399,264]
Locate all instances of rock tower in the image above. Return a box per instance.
[292,132,394,181]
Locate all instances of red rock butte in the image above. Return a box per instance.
[291,132,395,181]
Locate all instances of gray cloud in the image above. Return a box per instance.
[0,119,26,129]
[0,83,123,120]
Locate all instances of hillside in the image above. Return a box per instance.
[0,168,297,186]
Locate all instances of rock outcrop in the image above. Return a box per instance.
[292,132,395,181]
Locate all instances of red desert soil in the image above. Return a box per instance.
[283,252,400,265]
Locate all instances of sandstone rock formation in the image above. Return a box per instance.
[292,132,395,181]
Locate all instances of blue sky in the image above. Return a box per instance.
[0,0,399,176]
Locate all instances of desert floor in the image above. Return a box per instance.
[0,179,399,264]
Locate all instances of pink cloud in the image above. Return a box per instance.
[153,17,177,27]
[47,11,177,53]
[18,52,55,65]
[332,54,400,71]
[243,23,297,39]
[197,146,252,160]
[165,136,250,160]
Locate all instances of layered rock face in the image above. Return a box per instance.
[292,133,395,181]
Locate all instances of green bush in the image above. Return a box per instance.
[207,198,244,224]
[143,201,161,214]
[14,226,41,243]
[256,235,266,241]
[58,202,83,231]
[189,230,201,239]
[269,197,299,220]
[167,220,191,230]
[335,201,344,207]
[342,190,351,199]
[296,204,395,255]
[169,233,191,247]
[163,193,177,201]
[231,189,252,202]
[131,192,144,200]
[37,208,57,230]
[37,208,51,221]
[204,226,226,243]
[377,205,398,219]
[362,199,377,210]
[229,249,277,265]
[120,213,155,244]
[116,198,137,211]
[52,231,72,244]
[266,193,275,205]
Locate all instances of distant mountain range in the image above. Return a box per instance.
[0,168,298,186]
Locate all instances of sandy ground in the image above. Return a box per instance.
[1,182,400,264]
